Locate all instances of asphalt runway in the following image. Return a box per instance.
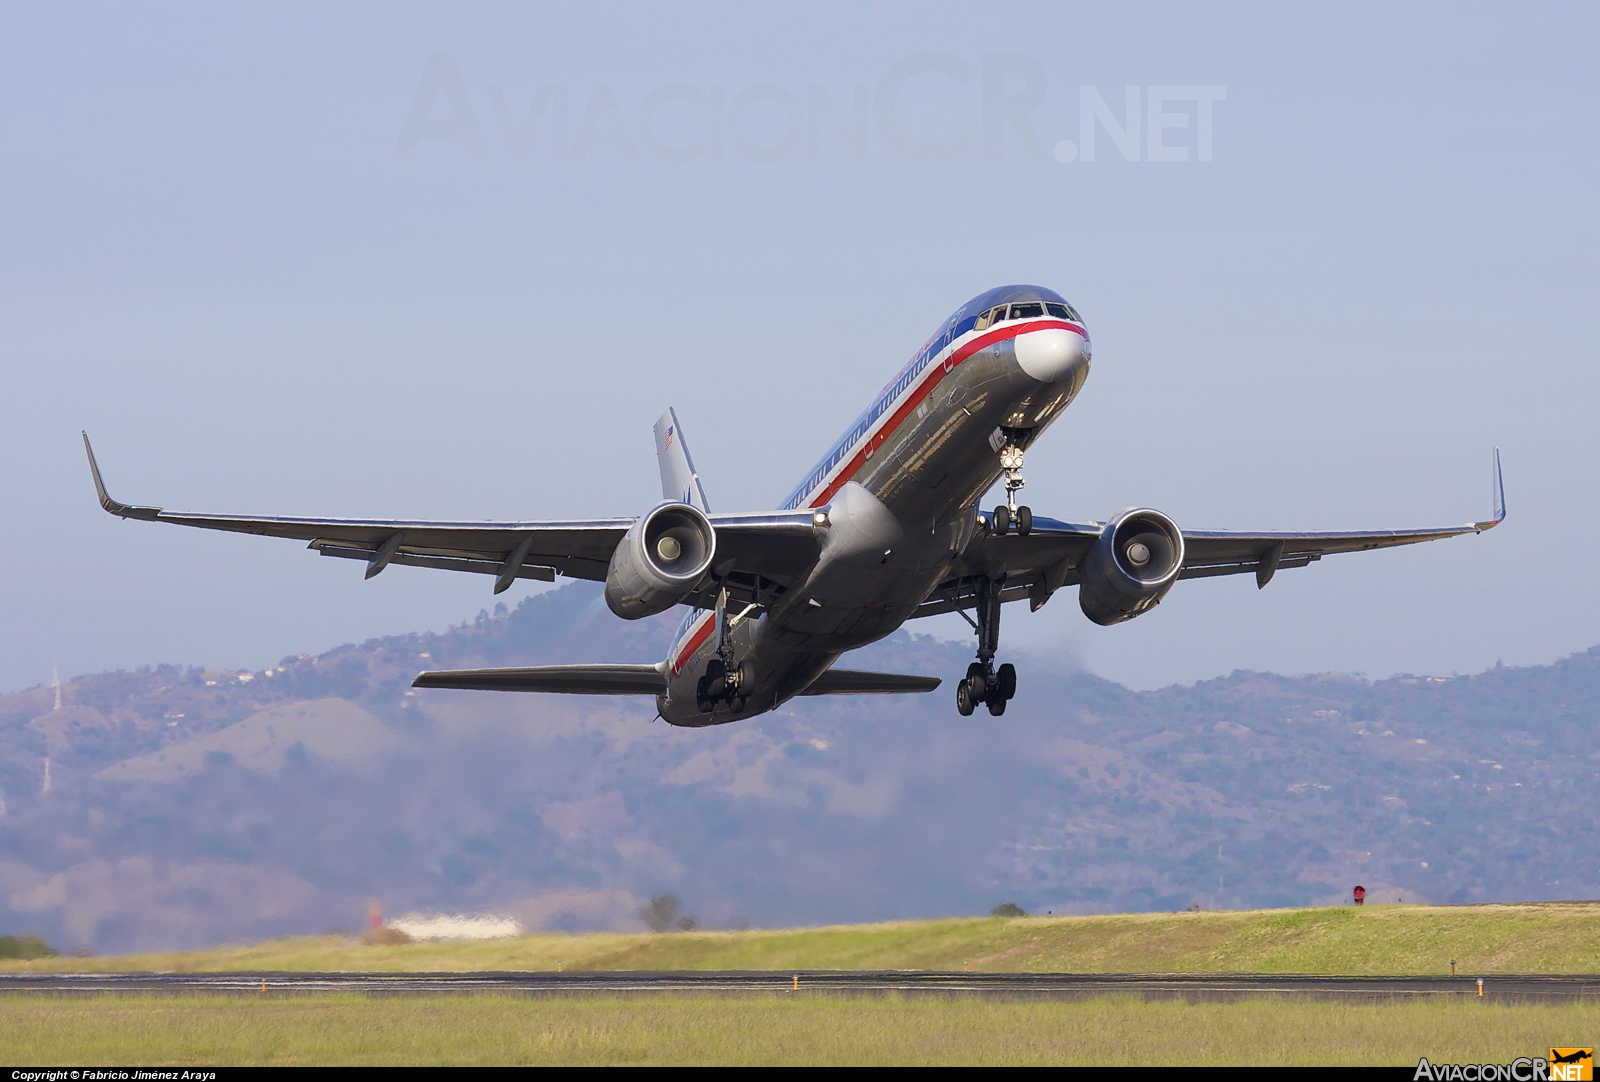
[4,971,1599,1001]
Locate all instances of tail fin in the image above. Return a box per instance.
[653,407,709,512]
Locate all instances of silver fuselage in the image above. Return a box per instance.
[659,285,1091,725]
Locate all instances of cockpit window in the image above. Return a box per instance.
[1045,302,1069,319]
[975,310,992,331]
[1010,302,1044,320]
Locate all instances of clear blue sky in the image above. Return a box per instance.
[2,2,1595,693]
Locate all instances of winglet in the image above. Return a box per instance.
[1474,447,1505,532]
[81,432,162,520]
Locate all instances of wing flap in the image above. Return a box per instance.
[412,664,666,694]
[799,669,942,695]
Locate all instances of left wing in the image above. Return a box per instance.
[798,669,942,695]
[83,433,819,598]
[916,450,1505,616]
[413,664,666,694]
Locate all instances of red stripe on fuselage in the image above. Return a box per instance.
[806,318,1083,509]
[671,612,716,677]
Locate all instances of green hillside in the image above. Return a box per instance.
[7,903,1598,976]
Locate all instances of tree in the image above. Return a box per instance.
[638,893,697,933]
[990,902,1027,918]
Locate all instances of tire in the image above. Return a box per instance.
[956,680,976,716]
[964,673,987,704]
[731,696,747,714]
[695,677,714,713]
[987,695,1007,716]
[996,662,1017,701]
[704,658,725,686]
[993,505,1011,535]
[1017,506,1032,536]
[966,662,985,682]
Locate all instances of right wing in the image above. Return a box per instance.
[83,433,819,599]
[915,449,1505,616]
[410,665,942,696]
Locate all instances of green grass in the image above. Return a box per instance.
[6,903,1599,976]
[3,993,1594,1066]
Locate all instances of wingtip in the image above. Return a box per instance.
[81,432,160,520]
[1475,446,1506,532]
[81,431,114,512]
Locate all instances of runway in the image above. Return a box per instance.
[4,971,1599,1001]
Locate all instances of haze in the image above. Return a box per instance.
[2,2,1595,694]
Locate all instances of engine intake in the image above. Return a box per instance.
[604,502,717,619]
[1078,508,1184,626]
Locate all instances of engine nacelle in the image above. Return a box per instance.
[1078,508,1185,626]
[604,502,717,620]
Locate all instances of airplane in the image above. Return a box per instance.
[83,284,1505,725]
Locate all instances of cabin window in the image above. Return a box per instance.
[1010,302,1044,319]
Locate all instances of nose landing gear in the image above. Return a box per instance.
[955,577,1018,716]
[992,439,1032,536]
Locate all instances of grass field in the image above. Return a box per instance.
[5,903,1599,976]
[4,993,1596,1066]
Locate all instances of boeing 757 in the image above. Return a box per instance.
[83,284,1504,724]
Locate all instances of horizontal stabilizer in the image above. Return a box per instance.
[798,669,942,695]
[412,664,666,694]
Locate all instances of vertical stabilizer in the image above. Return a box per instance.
[653,408,710,512]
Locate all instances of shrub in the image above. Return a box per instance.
[0,935,59,960]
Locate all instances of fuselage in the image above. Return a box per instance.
[659,285,1091,725]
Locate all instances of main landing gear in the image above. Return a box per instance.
[696,585,748,714]
[956,577,1018,717]
[992,438,1032,536]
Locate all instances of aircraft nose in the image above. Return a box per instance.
[1013,327,1090,383]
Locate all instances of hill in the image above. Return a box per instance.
[2,583,1599,954]
[6,904,1599,976]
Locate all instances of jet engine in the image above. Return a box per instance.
[604,502,717,619]
[1078,508,1185,626]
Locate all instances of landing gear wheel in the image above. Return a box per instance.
[964,673,987,705]
[996,663,1017,701]
[956,679,977,716]
[1016,506,1032,537]
[731,696,747,714]
[695,677,714,714]
[966,662,984,682]
[987,695,1007,716]
[993,505,1011,535]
